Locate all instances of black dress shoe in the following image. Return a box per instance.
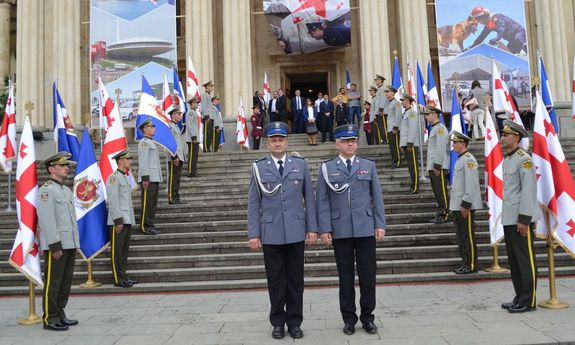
[457,268,477,274]
[453,266,465,274]
[43,322,68,331]
[362,321,378,334]
[60,319,79,326]
[508,305,536,313]
[126,277,139,285]
[114,280,133,288]
[288,326,303,338]
[410,189,418,194]
[150,227,162,234]
[142,229,158,235]
[343,323,355,335]
[501,302,516,310]
[271,326,285,339]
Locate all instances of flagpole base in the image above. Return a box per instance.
[539,299,569,310]
[484,265,509,273]
[79,280,102,289]
[17,313,42,325]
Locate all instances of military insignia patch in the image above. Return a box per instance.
[409,113,415,119]
[438,128,445,136]
[74,177,102,210]
[40,190,49,201]
[467,161,475,169]
[109,176,117,185]
[523,161,533,170]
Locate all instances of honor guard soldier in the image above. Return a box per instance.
[449,131,482,274]
[372,75,388,144]
[106,150,138,288]
[37,152,80,331]
[316,125,386,336]
[247,121,318,340]
[499,120,538,313]
[138,118,162,235]
[201,81,215,152]
[212,96,223,152]
[400,94,421,193]
[425,106,451,223]
[384,86,402,168]
[168,106,186,204]
[185,97,200,177]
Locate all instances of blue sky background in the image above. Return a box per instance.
[92,0,175,21]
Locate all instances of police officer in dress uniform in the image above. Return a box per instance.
[372,75,388,144]
[106,150,138,288]
[449,131,482,274]
[384,86,402,168]
[138,118,162,235]
[316,125,386,336]
[306,22,351,47]
[185,97,200,177]
[499,120,538,313]
[399,94,421,193]
[247,122,318,340]
[201,81,215,152]
[425,106,451,223]
[168,106,186,204]
[38,152,79,331]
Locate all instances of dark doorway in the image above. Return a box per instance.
[288,72,328,101]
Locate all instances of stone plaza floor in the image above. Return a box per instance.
[2,277,575,345]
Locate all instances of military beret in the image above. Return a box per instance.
[425,105,442,114]
[501,120,528,138]
[42,151,73,167]
[138,118,154,130]
[374,74,386,81]
[202,80,213,87]
[384,85,398,93]
[306,22,323,33]
[400,93,414,102]
[334,124,359,140]
[112,149,133,161]
[264,121,289,137]
[450,130,471,143]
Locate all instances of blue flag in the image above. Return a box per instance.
[392,57,403,98]
[74,129,109,260]
[173,64,188,131]
[449,88,466,184]
[539,57,559,134]
[53,83,81,161]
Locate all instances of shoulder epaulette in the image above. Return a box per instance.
[255,157,266,163]
[358,156,374,162]
[323,157,337,164]
[464,152,472,158]
[517,149,525,156]
[290,156,304,160]
[41,180,53,188]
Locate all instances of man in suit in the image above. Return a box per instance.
[291,89,305,133]
[425,106,450,224]
[276,89,288,124]
[168,106,185,204]
[106,150,138,288]
[138,118,162,235]
[247,121,318,339]
[253,90,268,126]
[201,81,215,152]
[449,131,482,274]
[184,97,200,177]
[316,125,386,336]
[499,120,538,313]
[320,93,335,142]
[269,91,279,123]
[37,152,80,331]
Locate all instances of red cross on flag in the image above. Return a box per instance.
[236,98,250,150]
[484,106,504,244]
[0,79,16,173]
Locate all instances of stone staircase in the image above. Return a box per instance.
[0,134,574,295]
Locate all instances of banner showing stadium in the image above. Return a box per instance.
[263,0,351,55]
[435,0,530,112]
[90,0,177,128]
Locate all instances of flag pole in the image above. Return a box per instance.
[5,170,13,211]
[17,281,42,325]
[539,212,568,309]
[79,260,102,288]
[484,244,508,273]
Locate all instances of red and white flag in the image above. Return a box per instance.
[263,72,271,104]
[97,77,136,189]
[186,56,200,101]
[484,107,504,244]
[532,91,575,257]
[0,80,16,173]
[492,59,528,150]
[236,98,250,149]
[571,56,575,120]
[9,116,43,287]
[162,74,174,117]
[406,62,416,99]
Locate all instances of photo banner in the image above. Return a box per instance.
[90,0,177,128]
[435,0,531,112]
[263,0,351,55]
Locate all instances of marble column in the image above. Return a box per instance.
[359,0,392,94]
[185,0,214,88]
[0,0,13,84]
[222,0,253,119]
[398,0,430,78]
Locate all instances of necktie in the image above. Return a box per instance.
[346,159,352,173]
[278,160,284,176]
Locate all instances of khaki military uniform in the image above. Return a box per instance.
[201,91,215,152]
[169,121,185,203]
[372,86,388,144]
[385,97,402,168]
[184,107,200,176]
[400,107,421,193]
[426,122,450,221]
[138,136,162,233]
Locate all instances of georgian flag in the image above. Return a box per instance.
[186,56,200,101]
[484,107,504,244]
[426,61,441,110]
[173,64,188,131]
[0,80,16,173]
[236,98,250,149]
[263,72,271,104]
[162,74,174,117]
[406,62,416,98]
[53,83,81,161]
[539,56,559,134]
[572,56,575,120]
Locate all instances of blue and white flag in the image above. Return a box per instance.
[449,88,466,184]
[173,64,188,131]
[416,61,431,142]
[53,83,80,161]
[392,56,403,100]
[74,129,109,261]
[345,69,352,91]
[135,76,177,155]
[539,56,559,134]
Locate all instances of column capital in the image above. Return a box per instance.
[0,0,16,6]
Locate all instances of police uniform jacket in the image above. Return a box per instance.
[384,98,402,131]
[502,148,538,225]
[449,151,483,211]
[170,121,186,161]
[399,107,421,147]
[426,122,450,171]
[38,179,80,252]
[137,137,162,182]
[201,92,214,118]
[106,170,136,226]
[183,108,199,142]
[247,155,317,245]
[323,24,351,46]
[316,157,386,239]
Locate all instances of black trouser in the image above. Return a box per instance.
[43,249,76,325]
[278,111,288,124]
[504,224,537,308]
[262,241,305,328]
[187,141,199,176]
[371,121,382,145]
[140,181,159,232]
[388,131,401,167]
[203,118,214,152]
[111,224,131,284]
[252,137,261,150]
[332,236,376,325]
[453,211,477,271]
[292,110,304,133]
[321,115,334,141]
[380,115,389,143]
[270,111,278,122]
[213,128,221,152]
[404,147,419,192]
[365,130,374,145]
[429,169,449,220]
[168,159,182,203]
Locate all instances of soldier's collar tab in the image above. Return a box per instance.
[49,177,64,186]
[506,147,520,157]
[458,150,469,158]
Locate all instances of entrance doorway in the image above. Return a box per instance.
[288,72,328,101]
